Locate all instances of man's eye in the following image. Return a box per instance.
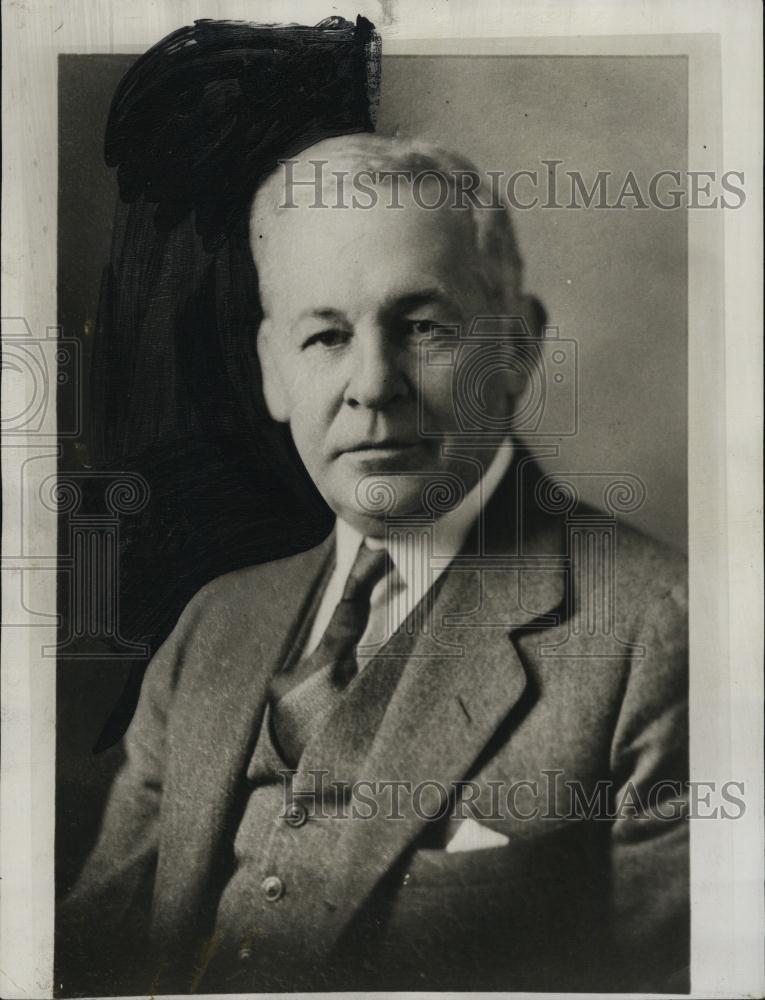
[407,319,437,336]
[302,328,350,350]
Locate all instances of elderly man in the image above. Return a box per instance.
[61,134,688,995]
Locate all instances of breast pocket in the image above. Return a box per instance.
[398,819,603,893]
[401,840,519,889]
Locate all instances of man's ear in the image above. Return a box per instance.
[503,294,547,414]
[524,294,547,340]
[257,319,291,423]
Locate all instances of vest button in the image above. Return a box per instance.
[284,802,308,827]
[262,875,284,902]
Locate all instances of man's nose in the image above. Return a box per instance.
[344,330,408,410]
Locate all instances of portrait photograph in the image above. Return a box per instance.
[1,2,762,999]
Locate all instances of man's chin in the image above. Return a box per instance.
[334,505,419,539]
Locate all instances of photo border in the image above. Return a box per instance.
[2,2,762,997]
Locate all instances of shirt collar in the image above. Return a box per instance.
[334,439,513,591]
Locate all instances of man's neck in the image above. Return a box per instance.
[335,438,514,584]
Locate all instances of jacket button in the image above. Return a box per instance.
[237,944,254,962]
[284,802,308,827]
[262,875,284,902]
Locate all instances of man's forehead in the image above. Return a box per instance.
[252,198,472,318]
[251,185,470,265]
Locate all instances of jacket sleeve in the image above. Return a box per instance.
[57,591,206,996]
[607,569,689,992]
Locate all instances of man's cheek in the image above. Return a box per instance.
[290,416,316,454]
[420,373,458,434]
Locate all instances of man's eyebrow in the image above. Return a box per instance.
[290,290,457,333]
[389,289,454,313]
[292,307,349,327]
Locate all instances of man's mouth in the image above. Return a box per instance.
[342,438,421,455]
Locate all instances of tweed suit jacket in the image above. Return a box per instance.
[60,453,689,995]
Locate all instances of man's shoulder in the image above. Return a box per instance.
[179,536,333,621]
[610,518,687,606]
[149,537,333,689]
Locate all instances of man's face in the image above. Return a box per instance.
[254,187,513,535]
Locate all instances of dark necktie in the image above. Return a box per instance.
[269,542,391,765]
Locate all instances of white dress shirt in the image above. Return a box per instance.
[302,441,513,664]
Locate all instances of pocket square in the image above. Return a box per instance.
[445,817,510,854]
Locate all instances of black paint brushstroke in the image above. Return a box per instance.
[105,16,379,249]
[85,16,379,752]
